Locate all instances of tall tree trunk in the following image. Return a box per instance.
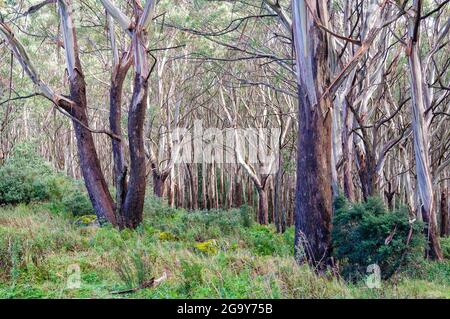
[107,11,132,225]
[201,163,207,209]
[292,0,333,270]
[407,0,443,260]
[152,171,164,197]
[235,176,243,207]
[109,63,130,225]
[72,107,116,225]
[59,1,116,225]
[274,133,283,232]
[356,146,378,200]
[121,74,149,228]
[187,163,198,210]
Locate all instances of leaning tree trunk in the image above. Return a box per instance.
[292,0,333,270]
[59,1,116,225]
[72,103,117,225]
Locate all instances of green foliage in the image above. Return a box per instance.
[180,259,204,295]
[0,143,53,204]
[245,224,293,257]
[332,195,425,280]
[194,239,219,255]
[60,181,93,216]
[114,247,153,289]
[0,143,92,216]
[441,237,450,260]
[74,215,98,227]
[0,204,83,283]
[239,204,254,228]
[0,202,449,299]
[158,231,177,241]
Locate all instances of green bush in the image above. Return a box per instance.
[245,224,292,256]
[180,259,204,295]
[60,181,93,216]
[441,237,450,260]
[0,143,53,204]
[239,205,254,228]
[332,195,425,281]
[0,143,93,216]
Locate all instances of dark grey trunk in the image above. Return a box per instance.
[121,75,148,228]
[67,35,116,225]
[109,63,130,225]
[257,187,269,225]
[294,91,333,269]
[72,109,116,225]
[292,0,333,270]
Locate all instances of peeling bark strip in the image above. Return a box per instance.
[440,189,449,237]
[292,0,333,270]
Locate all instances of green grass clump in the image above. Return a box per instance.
[441,237,450,259]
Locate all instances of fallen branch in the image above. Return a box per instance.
[111,272,168,295]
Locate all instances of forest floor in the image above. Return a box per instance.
[0,197,449,299]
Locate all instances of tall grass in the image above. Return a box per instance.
[0,198,448,299]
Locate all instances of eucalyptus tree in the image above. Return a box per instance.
[291,0,334,269]
[0,0,157,228]
[405,0,448,260]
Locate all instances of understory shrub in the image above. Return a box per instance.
[0,143,92,216]
[60,181,93,216]
[332,195,425,281]
[0,143,54,204]
[441,237,450,259]
[245,224,292,257]
[239,204,254,228]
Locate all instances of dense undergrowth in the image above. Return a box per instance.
[0,198,448,299]
[0,145,449,298]
[0,143,92,215]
